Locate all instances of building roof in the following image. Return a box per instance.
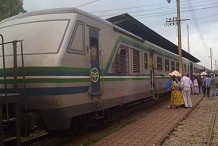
[107,13,200,63]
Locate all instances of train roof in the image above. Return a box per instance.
[0,8,144,45]
[107,13,200,63]
[0,7,112,27]
[0,8,200,63]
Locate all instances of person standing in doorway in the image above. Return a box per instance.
[181,74,193,108]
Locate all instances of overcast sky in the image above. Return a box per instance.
[23,0,218,70]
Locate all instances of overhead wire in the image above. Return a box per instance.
[76,0,218,26]
[90,2,170,13]
[76,0,217,68]
[135,4,218,18]
[186,1,218,65]
[91,0,218,14]
[185,0,209,53]
[200,19,218,23]
[186,0,217,68]
[76,0,100,8]
[186,1,217,70]
[194,13,218,20]
[97,2,218,18]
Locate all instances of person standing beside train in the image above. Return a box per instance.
[201,75,206,96]
[216,75,218,96]
[210,75,216,97]
[197,76,202,94]
[178,74,185,106]
[193,76,199,94]
[169,75,184,108]
[180,74,193,108]
[203,74,212,98]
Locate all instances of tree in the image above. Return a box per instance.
[0,0,26,21]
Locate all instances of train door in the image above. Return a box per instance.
[89,27,101,97]
[149,50,158,98]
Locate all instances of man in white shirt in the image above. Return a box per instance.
[180,74,193,108]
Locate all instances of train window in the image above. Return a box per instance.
[157,56,162,71]
[90,38,98,61]
[176,62,179,71]
[144,53,148,70]
[68,22,85,54]
[89,28,99,62]
[118,48,129,73]
[171,61,175,71]
[133,50,140,73]
[112,46,129,74]
[112,54,118,73]
[165,59,169,71]
[184,64,187,72]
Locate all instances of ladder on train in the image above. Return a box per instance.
[0,34,25,146]
[0,94,21,146]
[95,97,105,119]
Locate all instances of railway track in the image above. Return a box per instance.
[21,94,169,146]
[21,130,49,145]
[161,95,218,146]
[207,97,218,146]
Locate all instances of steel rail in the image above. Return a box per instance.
[21,132,49,145]
[207,97,218,146]
[158,95,204,145]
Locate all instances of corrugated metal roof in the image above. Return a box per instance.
[107,13,200,63]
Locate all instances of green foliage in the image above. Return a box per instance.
[0,0,26,21]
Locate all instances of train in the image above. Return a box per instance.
[0,8,205,132]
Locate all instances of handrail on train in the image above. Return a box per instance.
[0,34,26,119]
[0,35,25,94]
[0,40,24,46]
[0,34,8,97]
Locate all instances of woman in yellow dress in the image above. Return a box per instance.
[170,75,184,108]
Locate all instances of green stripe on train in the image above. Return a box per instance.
[0,67,90,73]
[0,78,90,84]
[0,77,170,84]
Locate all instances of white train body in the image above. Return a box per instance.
[0,8,192,130]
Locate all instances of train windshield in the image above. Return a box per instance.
[0,19,69,55]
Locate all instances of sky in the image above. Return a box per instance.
[23,0,218,70]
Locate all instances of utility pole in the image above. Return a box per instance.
[167,0,183,73]
[187,24,190,53]
[177,0,182,74]
[210,47,212,71]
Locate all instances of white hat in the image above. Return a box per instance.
[200,71,207,76]
[169,70,181,77]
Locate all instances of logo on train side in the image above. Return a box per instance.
[91,68,99,82]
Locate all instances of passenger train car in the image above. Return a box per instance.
[0,8,199,131]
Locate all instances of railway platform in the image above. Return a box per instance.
[93,94,203,146]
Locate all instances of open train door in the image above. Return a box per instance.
[149,50,158,99]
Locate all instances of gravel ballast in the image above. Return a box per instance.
[162,96,218,146]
